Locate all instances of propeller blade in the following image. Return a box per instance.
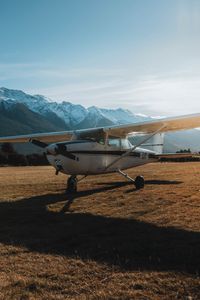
[56,144,79,161]
[30,139,48,148]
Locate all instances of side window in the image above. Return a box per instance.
[108,138,120,148]
[121,138,131,149]
[97,138,105,145]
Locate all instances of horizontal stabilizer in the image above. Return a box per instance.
[157,153,200,159]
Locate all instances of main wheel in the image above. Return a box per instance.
[67,176,77,193]
[134,175,145,190]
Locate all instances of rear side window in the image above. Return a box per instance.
[121,139,131,149]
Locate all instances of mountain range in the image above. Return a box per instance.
[0,87,200,153]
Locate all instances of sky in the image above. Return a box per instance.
[0,0,200,116]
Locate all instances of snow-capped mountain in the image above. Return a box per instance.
[1,87,200,153]
[0,87,149,128]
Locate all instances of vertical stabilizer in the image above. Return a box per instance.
[130,133,165,154]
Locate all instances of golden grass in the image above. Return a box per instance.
[0,162,200,299]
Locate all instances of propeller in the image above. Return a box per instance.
[30,139,79,161]
[55,144,79,161]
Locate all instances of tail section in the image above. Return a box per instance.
[139,133,164,154]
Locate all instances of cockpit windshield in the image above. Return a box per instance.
[76,128,105,144]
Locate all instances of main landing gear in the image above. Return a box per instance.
[117,169,145,190]
[66,171,145,193]
[134,175,145,190]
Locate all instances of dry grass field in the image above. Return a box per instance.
[0,162,200,299]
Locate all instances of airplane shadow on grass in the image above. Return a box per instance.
[97,179,183,186]
[0,181,199,275]
[97,180,183,194]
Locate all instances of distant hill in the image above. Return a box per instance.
[0,100,68,154]
[0,101,68,136]
[0,87,200,153]
[164,130,200,153]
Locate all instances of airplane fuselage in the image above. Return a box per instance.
[46,139,157,175]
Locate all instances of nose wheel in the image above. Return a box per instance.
[67,176,77,193]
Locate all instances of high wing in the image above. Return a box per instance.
[0,128,104,143]
[103,113,200,137]
[0,113,200,143]
[0,131,74,143]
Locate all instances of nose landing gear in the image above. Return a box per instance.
[67,176,77,193]
[66,175,88,193]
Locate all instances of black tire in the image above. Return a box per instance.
[67,176,77,193]
[134,175,145,190]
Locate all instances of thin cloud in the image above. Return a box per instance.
[0,62,124,81]
[1,61,200,116]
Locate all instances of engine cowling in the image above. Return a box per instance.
[46,143,60,155]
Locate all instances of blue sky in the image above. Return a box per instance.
[0,0,200,116]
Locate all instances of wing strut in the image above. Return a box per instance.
[105,125,166,171]
[117,169,135,183]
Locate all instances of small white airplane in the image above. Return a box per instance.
[1,113,200,192]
